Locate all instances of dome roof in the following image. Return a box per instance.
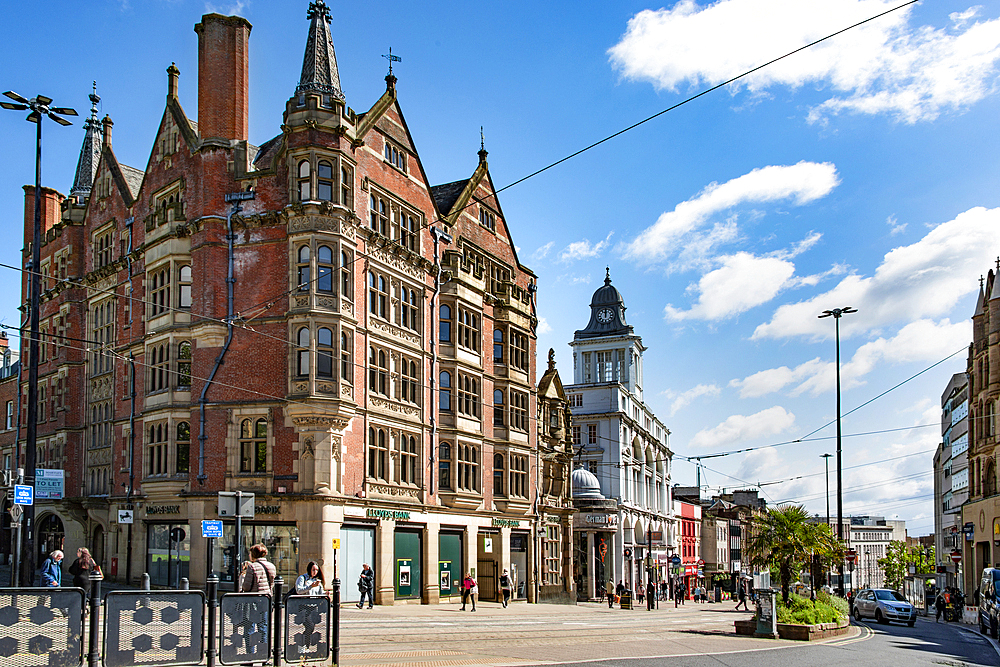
[589,271,625,308]
[572,466,605,499]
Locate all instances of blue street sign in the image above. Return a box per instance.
[670,554,682,566]
[202,520,224,539]
[13,485,33,506]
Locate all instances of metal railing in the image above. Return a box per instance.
[0,573,342,667]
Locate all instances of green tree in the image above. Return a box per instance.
[877,541,935,590]
[743,504,843,604]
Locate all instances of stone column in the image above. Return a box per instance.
[587,531,596,600]
[500,527,512,575]
[464,524,478,579]
[319,501,343,590]
[188,500,206,587]
[376,519,396,605]
[424,523,440,604]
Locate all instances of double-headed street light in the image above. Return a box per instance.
[1,91,76,586]
[818,306,857,597]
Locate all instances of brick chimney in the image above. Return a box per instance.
[194,14,252,143]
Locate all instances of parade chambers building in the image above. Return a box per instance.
[3,2,577,604]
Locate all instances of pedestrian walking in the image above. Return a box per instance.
[935,589,946,622]
[239,543,276,656]
[735,582,749,611]
[295,561,325,595]
[356,564,374,609]
[68,547,97,598]
[606,580,615,608]
[499,569,513,608]
[461,572,477,611]
[40,550,64,588]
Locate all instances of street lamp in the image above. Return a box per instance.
[1,91,77,586]
[818,306,857,597]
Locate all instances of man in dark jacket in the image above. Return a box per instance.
[357,564,374,609]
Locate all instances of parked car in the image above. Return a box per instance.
[978,568,1000,637]
[852,588,917,626]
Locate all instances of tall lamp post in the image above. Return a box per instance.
[818,306,857,597]
[821,453,832,588]
[1,91,77,585]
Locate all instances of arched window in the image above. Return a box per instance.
[317,160,333,201]
[239,418,268,473]
[341,165,352,207]
[439,305,452,342]
[317,246,334,293]
[493,329,504,362]
[401,435,417,484]
[368,426,388,481]
[179,265,192,308]
[493,453,505,496]
[177,341,192,388]
[400,287,418,331]
[440,371,452,411]
[297,246,311,292]
[317,327,333,378]
[341,250,352,299]
[176,421,190,473]
[494,389,505,427]
[341,331,352,382]
[439,442,452,490]
[298,160,311,201]
[297,328,310,376]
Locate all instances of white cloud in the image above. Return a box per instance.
[532,241,554,260]
[689,405,796,449]
[559,232,614,263]
[664,383,722,415]
[536,317,552,335]
[205,1,247,14]
[752,206,1000,340]
[732,318,970,398]
[623,162,839,263]
[665,252,796,321]
[609,0,1000,124]
[886,214,907,236]
[735,446,785,482]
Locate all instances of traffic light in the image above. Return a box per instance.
[624,548,632,559]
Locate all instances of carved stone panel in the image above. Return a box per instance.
[369,245,424,281]
[369,395,420,418]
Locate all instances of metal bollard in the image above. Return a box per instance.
[142,572,150,590]
[87,571,102,667]
[332,577,340,667]
[180,577,190,590]
[272,576,284,667]
[206,575,219,667]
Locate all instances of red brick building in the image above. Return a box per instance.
[4,2,569,602]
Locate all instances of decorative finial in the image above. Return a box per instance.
[605,267,611,286]
[481,126,485,152]
[996,256,999,271]
[981,275,986,288]
[307,0,331,22]
[382,47,401,76]
[548,348,556,368]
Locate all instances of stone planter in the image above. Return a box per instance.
[775,619,850,641]
[734,619,756,636]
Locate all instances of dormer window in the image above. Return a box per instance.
[384,141,406,172]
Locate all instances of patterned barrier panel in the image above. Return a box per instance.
[103,591,205,667]
[219,593,271,665]
[284,595,330,663]
[0,588,85,667]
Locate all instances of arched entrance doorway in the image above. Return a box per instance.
[92,525,105,566]
[37,513,65,562]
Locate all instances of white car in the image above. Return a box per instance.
[852,588,917,626]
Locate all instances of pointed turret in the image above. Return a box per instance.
[975,280,986,315]
[69,83,103,199]
[297,0,344,100]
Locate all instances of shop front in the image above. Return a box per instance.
[510,530,530,600]
[571,510,618,600]
[438,530,464,600]
[394,528,422,601]
[342,524,376,604]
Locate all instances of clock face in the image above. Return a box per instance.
[597,308,614,323]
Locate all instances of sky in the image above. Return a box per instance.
[2,0,999,542]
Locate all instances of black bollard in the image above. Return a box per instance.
[332,577,340,667]
[87,570,101,667]
[180,577,190,591]
[272,576,284,667]
[207,575,219,667]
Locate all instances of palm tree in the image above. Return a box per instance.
[743,504,843,604]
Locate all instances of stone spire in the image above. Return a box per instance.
[296,0,344,100]
[70,82,103,198]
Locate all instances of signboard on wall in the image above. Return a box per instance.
[35,469,64,499]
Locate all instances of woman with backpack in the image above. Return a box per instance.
[68,547,98,598]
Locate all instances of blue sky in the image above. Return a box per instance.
[2,0,999,539]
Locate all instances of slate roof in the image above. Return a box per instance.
[119,165,145,199]
[253,134,283,169]
[70,88,103,198]
[430,179,468,216]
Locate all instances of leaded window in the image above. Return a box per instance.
[239,418,267,473]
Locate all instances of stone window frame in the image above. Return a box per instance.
[493,388,505,427]
[457,307,480,353]
[544,524,561,584]
[90,298,115,377]
[383,139,407,173]
[289,151,353,207]
[368,183,421,253]
[147,341,170,393]
[147,264,171,319]
[368,425,389,482]
[478,206,495,232]
[399,353,420,406]
[398,431,419,486]
[438,441,452,490]
[457,372,480,420]
[238,417,269,474]
[293,323,338,382]
[493,452,505,496]
[509,389,528,432]
[368,270,389,320]
[457,442,480,493]
[509,328,529,373]
[93,224,115,270]
[368,344,390,397]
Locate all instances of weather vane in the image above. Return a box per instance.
[382,47,401,75]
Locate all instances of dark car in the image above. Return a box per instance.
[852,588,916,625]
[978,568,1000,637]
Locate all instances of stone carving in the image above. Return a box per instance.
[368,483,420,499]
[369,318,420,346]
[291,415,351,429]
[341,384,354,399]
[368,245,425,280]
[288,215,341,234]
[295,296,310,309]
[341,301,354,317]
[90,376,113,401]
[317,296,337,310]
[331,435,342,462]
[294,381,309,393]
[369,395,420,418]
[317,382,336,394]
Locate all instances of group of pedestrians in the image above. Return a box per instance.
[40,547,102,592]
[934,585,965,622]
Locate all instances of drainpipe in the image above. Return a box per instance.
[124,215,135,584]
[198,191,254,484]
[427,227,451,496]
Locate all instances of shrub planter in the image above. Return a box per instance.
[775,619,850,641]
[734,619,756,636]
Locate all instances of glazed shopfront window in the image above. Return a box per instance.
[211,522,300,588]
[147,523,191,588]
